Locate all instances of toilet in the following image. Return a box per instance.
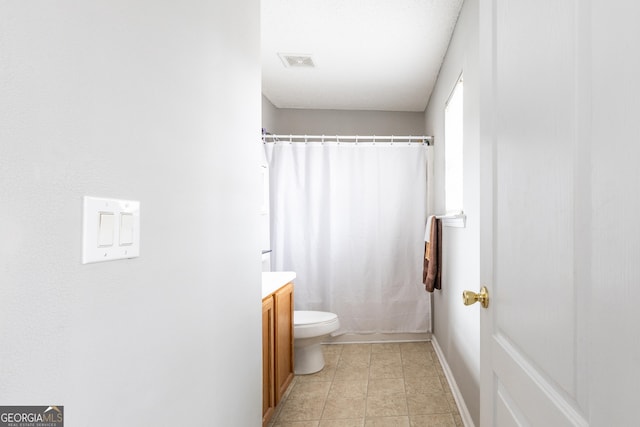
[293,310,340,375]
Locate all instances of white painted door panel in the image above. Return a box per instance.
[588,1,640,425]
[480,0,640,425]
[479,0,589,425]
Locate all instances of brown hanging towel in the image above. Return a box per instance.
[423,217,442,292]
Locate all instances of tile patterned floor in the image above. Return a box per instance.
[268,341,463,427]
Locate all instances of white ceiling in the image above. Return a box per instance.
[261,0,464,112]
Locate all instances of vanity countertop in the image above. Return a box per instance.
[262,271,296,299]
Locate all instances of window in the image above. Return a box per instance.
[445,75,463,213]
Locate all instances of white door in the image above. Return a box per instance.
[477,0,640,425]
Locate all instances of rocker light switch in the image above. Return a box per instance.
[119,213,134,246]
[82,196,140,264]
[97,213,115,247]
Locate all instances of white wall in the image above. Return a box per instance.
[0,1,262,426]
[267,106,426,135]
[260,96,276,270]
[424,0,480,424]
[262,95,280,134]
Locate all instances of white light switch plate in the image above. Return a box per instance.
[82,196,140,264]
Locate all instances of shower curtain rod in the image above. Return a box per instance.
[262,134,433,145]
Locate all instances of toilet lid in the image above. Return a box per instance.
[294,310,338,326]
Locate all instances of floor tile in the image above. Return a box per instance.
[401,351,434,365]
[406,393,451,416]
[277,397,326,422]
[367,378,405,396]
[341,343,372,355]
[452,413,464,426]
[297,366,337,383]
[371,343,400,353]
[323,344,344,356]
[273,421,320,427]
[369,362,404,379]
[365,393,408,417]
[403,376,443,395]
[288,381,332,400]
[325,353,341,368]
[338,352,371,368]
[402,363,438,378]
[269,342,461,427]
[399,342,430,353]
[409,413,456,427]
[364,416,410,427]
[322,397,366,420]
[328,380,368,399]
[445,393,458,412]
[370,352,402,364]
[319,419,365,427]
[334,365,370,381]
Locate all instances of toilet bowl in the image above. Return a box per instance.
[293,310,340,375]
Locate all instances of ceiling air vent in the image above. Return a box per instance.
[278,53,315,68]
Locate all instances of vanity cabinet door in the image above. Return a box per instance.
[274,282,294,404]
[262,297,275,426]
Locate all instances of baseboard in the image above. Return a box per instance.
[324,332,431,344]
[431,336,476,427]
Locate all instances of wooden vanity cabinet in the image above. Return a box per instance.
[262,296,275,426]
[274,282,294,403]
[262,281,294,426]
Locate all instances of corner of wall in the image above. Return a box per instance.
[422,0,481,425]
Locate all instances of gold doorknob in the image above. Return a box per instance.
[462,286,489,308]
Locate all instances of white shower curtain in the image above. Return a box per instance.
[265,142,431,334]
